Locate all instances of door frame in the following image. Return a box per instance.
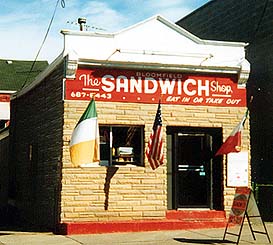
[167,126,223,210]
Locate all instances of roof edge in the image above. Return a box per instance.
[77,58,243,74]
[62,15,248,48]
[157,15,248,47]
[61,29,114,38]
[12,53,65,100]
[121,15,248,47]
[0,90,16,94]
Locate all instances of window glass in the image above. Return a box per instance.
[99,126,111,165]
[99,125,144,166]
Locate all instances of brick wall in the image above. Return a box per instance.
[0,132,9,224]
[61,101,249,222]
[9,63,64,229]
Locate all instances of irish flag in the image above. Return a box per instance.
[70,99,100,167]
[215,112,248,156]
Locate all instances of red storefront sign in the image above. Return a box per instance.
[0,94,10,102]
[65,68,246,107]
[228,187,251,225]
[0,94,10,120]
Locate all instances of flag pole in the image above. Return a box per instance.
[243,95,253,126]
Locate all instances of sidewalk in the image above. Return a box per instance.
[0,223,272,245]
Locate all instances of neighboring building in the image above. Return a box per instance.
[0,59,48,224]
[176,0,273,221]
[0,127,9,224]
[8,15,250,233]
[0,59,48,129]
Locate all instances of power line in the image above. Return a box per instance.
[21,0,65,89]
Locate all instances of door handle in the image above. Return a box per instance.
[178,165,204,171]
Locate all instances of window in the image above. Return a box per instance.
[99,125,144,166]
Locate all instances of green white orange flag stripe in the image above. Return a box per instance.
[70,99,100,167]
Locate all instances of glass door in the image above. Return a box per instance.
[174,133,213,208]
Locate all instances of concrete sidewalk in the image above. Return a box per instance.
[0,223,272,245]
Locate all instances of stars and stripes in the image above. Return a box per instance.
[146,100,164,170]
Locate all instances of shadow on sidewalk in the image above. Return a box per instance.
[0,224,52,233]
[174,238,235,244]
[0,205,53,233]
[0,232,13,236]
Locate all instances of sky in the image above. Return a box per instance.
[0,0,210,63]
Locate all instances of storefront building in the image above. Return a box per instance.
[0,59,48,129]
[9,15,250,233]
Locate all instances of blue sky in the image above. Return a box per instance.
[0,0,210,63]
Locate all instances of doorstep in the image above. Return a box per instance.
[58,210,227,235]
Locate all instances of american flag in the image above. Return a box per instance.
[146,100,164,170]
